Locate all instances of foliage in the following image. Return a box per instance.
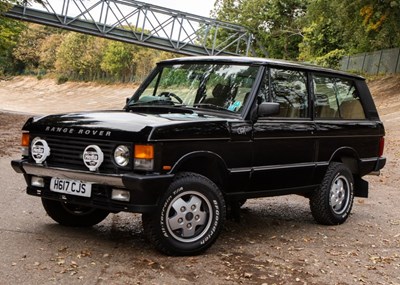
[53,30,175,82]
[56,75,68,85]
[0,1,11,14]
[358,0,400,50]
[0,17,25,75]
[313,49,346,69]
[13,24,51,70]
[55,32,107,81]
[213,0,400,63]
[212,0,307,60]
[2,0,400,80]
[101,41,136,82]
[299,0,400,62]
[38,32,64,70]
[133,49,174,82]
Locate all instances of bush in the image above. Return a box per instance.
[314,49,346,69]
[56,75,68,85]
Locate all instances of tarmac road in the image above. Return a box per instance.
[0,76,399,284]
[1,155,399,285]
[0,156,190,285]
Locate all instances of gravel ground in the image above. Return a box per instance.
[0,76,399,285]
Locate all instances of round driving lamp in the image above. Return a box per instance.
[114,145,130,167]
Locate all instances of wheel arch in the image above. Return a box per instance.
[170,151,229,193]
[329,147,371,198]
[329,147,360,175]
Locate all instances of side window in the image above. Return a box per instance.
[313,76,339,119]
[270,68,308,118]
[313,75,365,120]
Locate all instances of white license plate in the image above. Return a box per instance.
[50,178,92,197]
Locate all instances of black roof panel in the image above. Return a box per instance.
[159,56,364,80]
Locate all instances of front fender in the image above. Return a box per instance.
[169,151,232,193]
[171,151,228,174]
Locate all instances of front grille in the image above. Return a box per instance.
[31,135,132,174]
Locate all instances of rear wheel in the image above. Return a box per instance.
[142,172,226,256]
[310,163,354,225]
[41,198,109,227]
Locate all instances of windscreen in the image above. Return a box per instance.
[130,63,259,113]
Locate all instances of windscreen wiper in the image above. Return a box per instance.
[193,103,234,113]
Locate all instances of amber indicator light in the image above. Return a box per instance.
[134,145,154,159]
[21,133,30,147]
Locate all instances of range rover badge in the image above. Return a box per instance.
[83,145,104,171]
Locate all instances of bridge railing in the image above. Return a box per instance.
[5,0,255,56]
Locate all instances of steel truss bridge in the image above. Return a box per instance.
[4,0,257,56]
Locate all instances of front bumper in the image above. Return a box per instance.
[11,159,174,213]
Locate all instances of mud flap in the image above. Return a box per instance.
[354,177,369,198]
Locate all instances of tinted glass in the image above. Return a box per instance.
[313,75,365,120]
[134,64,259,113]
[258,68,308,118]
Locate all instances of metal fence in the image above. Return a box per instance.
[339,48,400,75]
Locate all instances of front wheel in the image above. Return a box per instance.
[310,163,354,225]
[142,172,226,256]
[41,198,109,227]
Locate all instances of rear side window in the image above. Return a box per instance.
[313,75,365,120]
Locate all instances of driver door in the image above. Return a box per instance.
[250,67,316,192]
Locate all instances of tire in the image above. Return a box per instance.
[41,198,109,227]
[310,162,354,225]
[142,172,226,256]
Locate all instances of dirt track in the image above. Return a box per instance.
[0,76,399,285]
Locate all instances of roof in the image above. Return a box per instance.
[159,56,364,80]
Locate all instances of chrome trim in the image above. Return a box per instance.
[360,157,379,163]
[252,162,315,172]
[21,162,124,187]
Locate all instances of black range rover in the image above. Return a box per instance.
[12,56,386,255]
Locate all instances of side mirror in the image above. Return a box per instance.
[258,102,280,117]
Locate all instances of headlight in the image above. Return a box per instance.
[114,145,130,167]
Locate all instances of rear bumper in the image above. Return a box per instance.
[374,157,386,172]
[359,157,386,176]
[11,159,174,213]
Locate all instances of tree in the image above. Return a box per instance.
[0,16,26,75]
[133,49,174,82]
[12,23,52,71]
[55,32,107,81]
[0,1,48,75]
[298,0,346,62]
[101,41,136,82]
[212,0,307,59]
[0,1,10,14]
[39,32,65,70]
[358,0,400,50]
[300,0,400,65]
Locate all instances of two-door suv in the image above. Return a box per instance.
[12,56,386,255]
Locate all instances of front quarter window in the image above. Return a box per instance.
[128,63,259,114]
